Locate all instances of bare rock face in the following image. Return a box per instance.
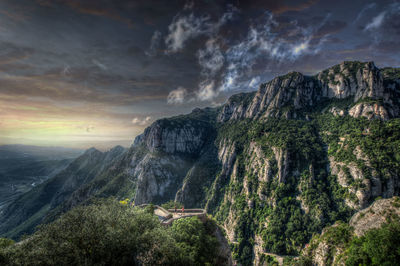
[219,61,398,123]
[216,140,239,242]
[350,197,400,236]
[133,154,184,205]
[218,92,254,122]
[129,108,219,206]
[134,118,209,155]
[218,139,237,179]
[329,106,345,117]
[317,61,386,101]
[272,147,290,183]
[349,102,389,120]
[247,142,273,183]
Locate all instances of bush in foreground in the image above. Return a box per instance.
[0,199,220,266]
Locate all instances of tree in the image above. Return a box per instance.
[170,216,219,266]
[345,221,400,266]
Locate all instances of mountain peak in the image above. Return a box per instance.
[84,147,101,155]
[218,61,398,122]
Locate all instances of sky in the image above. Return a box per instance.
[0,0,399,149]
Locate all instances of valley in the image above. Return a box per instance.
[0,145,83,211]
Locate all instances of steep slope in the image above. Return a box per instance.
[300,197,400,265]
[204,62,400,264]
[123,61,400,264]
[2,61,400,266]
[0,146,125,239]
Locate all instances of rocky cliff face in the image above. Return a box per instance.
[135,118,208,155]
[220,61,399,122]
[2,61,400,265]
[131,108,219,205]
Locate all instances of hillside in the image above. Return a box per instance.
[1,61,400,265]
[0,146,125,239]
[298,197,400,265]
[0,145,83,211]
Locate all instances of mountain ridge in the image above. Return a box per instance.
[1,60,400,265]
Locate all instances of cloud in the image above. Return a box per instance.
[365,11,386,31]
[362,3,400,45]
[145,30,162,57]
[186,10,333,101]
[197,38,224,77]
[132,116,152,126]
[165,14,211,53]
[167,87,187,104]
[62,65,71,76]
[292,41,310,56]
[92,59,108,70]
[163,6,238,100]
[354,3,376,23]
[165,6,237,53]
[196,80,217,101]
[248,76,260,89]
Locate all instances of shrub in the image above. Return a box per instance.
[1,199,220,266]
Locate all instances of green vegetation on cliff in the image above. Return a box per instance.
[296,219,400,266]
[208,106,400,264]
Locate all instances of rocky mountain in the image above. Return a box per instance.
[1,61,400,265]
[0,146,125,239]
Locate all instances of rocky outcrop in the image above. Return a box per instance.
[134,120,207,154]
[218,92,255,122]
[348,102,389,120]
[318,61,386,101]
[328,156,370,209]
[246,72,319,119]
[219,61,399,122]
[350,197,400,236]
[329,106,345,116]
[304,197,400,266]
[329,140,400,210]
[247,142,273,183]
[135,108,216,155]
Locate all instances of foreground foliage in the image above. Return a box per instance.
[0,199,221,266]
[345,221,400,266]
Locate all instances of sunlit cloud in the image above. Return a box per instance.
[167,87,187,104]
[196,80,216,101]
[131,116,152,126]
